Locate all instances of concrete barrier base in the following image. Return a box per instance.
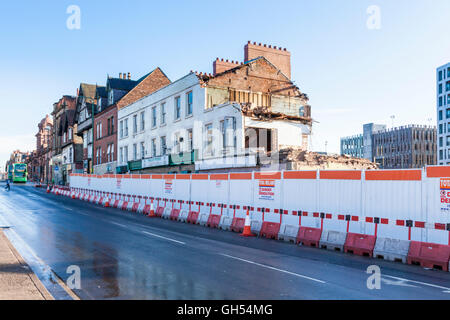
[373,237,410,263]
[197,213,209,226]
[319,230,347,252]
[178,210,189,222]
[219,216,232,230]
[278,224,299,243]
[162,207,171,219]
[250,221,262,234]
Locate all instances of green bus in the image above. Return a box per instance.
[12,163,27,183]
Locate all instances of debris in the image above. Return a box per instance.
[277,148,379,170]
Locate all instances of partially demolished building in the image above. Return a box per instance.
[117,42,337,173]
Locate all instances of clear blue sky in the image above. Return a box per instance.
[0,0,449,169]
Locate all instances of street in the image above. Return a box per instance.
[1,183,450,300]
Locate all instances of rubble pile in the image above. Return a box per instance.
[278,148,379,170]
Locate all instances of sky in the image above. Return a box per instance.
[0,0,449,170]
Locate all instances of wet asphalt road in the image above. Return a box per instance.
[1,183,450,300]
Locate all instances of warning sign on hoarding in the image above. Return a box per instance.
[165,179,173,194]
[116,178,121,189]
[88,177,91,186]
[440,178,450,212]
[259,179,275,201]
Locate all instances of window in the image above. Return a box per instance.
[107,118,111,135]
[204,123,214,156]
[133,115,137,134]
[152,138,157,157]
[440,137,443,147]
[439,110,443,121]
[96,122,102,140]
[447,81,450,92]
[119,147,123,164]
[111,143,114,161]
[111,116,114,135]
[124,146,128,162]
[152,106,157,127]
[140,112,145,131]
[133,143,137,160]
[160,136,167,155]
[69,128,73,140]
[124,119,129,137]
[174,132,181,153]
[96,147,102,165]
[440,97,444,107]
[107,145,111,163]
[161,103,166,125]
[187,129,193,152]
[446,136,450,147]
[439,71,443,81]
[186,91,193,116]
[174,96,181,120]
[140,142,145,159]
[119,120,123,138]
[221,117,236,151]
[446,108,450,119]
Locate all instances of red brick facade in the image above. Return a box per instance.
[94,104,117,166]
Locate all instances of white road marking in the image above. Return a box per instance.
[381,278,418,288]
[110,221,128,228]
[141,231,186,245]
[220,253,326,284]
[383,275,450,292]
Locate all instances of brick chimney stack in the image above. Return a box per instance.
[213,58,242,76]
[244,41,291,79]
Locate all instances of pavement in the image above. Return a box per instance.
[1,182,450,300]
[0,228,53,300]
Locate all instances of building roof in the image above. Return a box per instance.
[79,83,97,99]
[106,78,139,92]
[96,86,107,99]
[116,67,171,110]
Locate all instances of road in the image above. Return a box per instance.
[1,183,450,300]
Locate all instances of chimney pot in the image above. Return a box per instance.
[119,73,122,78]
[128,72,131,80]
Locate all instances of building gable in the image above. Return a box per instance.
[117,68,171,110]
[203,57,303,98]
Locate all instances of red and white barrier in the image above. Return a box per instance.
[68,167,450,271]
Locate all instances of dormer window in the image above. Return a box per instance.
[108,90,114,105]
